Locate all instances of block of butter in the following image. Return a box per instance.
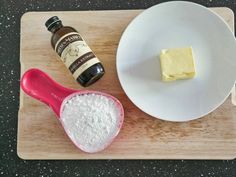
[160,47,196,81]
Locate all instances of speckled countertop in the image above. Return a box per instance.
[0,0,236,176]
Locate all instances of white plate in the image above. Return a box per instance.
[116,1,236,122]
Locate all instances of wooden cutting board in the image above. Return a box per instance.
[18,8,236,160]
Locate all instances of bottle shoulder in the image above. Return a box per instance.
[60,26,78,32]
[51,26,78,48]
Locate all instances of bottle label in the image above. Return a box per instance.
[54,32,100,79]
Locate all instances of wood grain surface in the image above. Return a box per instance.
[18,8,236,159]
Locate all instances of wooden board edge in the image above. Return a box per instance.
[17,11,26,159]
[16,153,236,160]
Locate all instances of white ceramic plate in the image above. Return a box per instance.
[116,1,236,122]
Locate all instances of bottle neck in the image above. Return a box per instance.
[50,22,63,33]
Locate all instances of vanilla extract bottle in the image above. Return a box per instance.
[45,16,105,87]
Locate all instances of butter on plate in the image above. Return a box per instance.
[160,47,196,81]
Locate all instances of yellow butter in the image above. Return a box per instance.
[160,47,196,81]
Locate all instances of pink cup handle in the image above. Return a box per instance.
[20,68,77,117]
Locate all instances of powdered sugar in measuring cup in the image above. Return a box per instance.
[60,93,122,153]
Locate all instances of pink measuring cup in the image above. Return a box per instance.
[20,68,124,153]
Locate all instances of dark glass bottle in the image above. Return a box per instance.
[45,16,105,87]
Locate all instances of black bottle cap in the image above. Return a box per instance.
[45,16,62,31]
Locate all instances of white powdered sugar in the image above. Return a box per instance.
[60,93,120,153]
